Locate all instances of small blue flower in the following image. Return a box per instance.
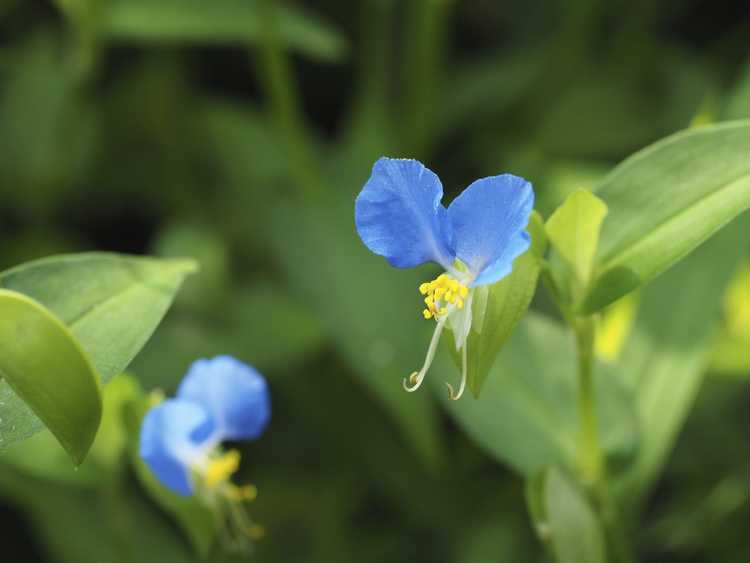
[355,158,534,399]
[140,355,270,496]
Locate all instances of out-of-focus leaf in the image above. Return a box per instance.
[0,36,95,213]
[0,463,196,563]
[582,120,750,313]
[595,293,639,363]
[0,290,101,464]
[437,312,638,475]
[153,222,231,313]
[0,253,195,445]
[723,60,750,120]
[709,260,750,376]
[614,214,750,507]
[267,193,443,466]
[131,282,326,389]
[448,212,546,397]
[436,51,544,139]
[100,0,348,62]
[526,467,606,563]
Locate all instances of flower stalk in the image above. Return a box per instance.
[574,316,603,487]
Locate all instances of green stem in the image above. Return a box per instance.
[574,316,603,487]
[574,316,638,563]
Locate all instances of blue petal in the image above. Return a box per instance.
[447,174,534,285]
[177,356,271,442]
[139,399,215,496]
[355,157,454,270]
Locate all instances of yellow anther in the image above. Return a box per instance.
[418,274,471,320]
[205,450,241,488]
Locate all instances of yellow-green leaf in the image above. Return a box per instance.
[546,189,608,288]
[0,290,101,464]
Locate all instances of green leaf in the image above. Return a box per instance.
[546,189,608,290]
[0,290,101,464]
[100,0,348,62]
[526,467,606,563]
[449,212,547,397]
[582,120,750,313]
[0,253,196,447]
[437,312,638,476]
[613,214,750,508]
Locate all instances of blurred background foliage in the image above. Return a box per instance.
[0,0,749,562]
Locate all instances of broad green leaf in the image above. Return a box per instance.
[436,312,638,476]
[448,212,546,397]
[100,0,348,62]
[582,120,750,313]
[613,214,750,508]
[0,290,101,464]
[546,189,608,289]
[0,253,195,447]
[526,467,606,563]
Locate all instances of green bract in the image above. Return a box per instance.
[447,212,547,397]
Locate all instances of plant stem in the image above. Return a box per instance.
[574,316,603,487]
[574,316,638,563]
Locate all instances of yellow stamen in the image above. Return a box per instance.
[205,450,241,488]
[416,274,470,320]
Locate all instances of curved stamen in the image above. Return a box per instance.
[403,317,447,392]
[446,343,468,401]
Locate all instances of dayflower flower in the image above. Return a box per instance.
[355,157,534,399]
[140,355,271,548]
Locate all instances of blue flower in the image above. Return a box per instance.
[355,158,534,399]
[140,356,270,496]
